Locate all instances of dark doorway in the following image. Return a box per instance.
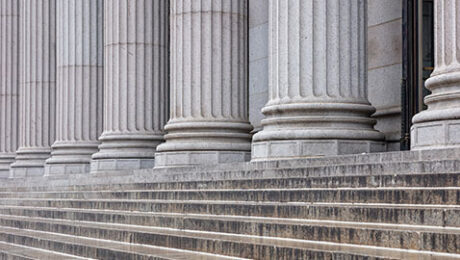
[401,0,434,150]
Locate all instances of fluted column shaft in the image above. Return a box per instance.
[252,0,384,160]
[155,0,252,167]
[411,0,460,150]
[91,0,169,172]
[0,0,19,177]
[10,0,56,177]
[44,0,103,175]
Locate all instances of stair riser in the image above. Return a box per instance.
[0,201,457,227]
[0,213,458,253]
[0,233,166,260]
[0,221,400,259]
[1,189,458,205]
[1,173,459,193]
[0,252,32,260]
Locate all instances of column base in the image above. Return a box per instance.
[0,154,15,178]
[90,158,156,173]
[44,162,91,176]
[155,151,251,168]
[9,164,44,178]
[252,139,386,161]
[411,119,460,150]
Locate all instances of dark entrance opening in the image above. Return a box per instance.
[401,0,434,150]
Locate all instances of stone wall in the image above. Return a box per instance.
[367,0,403,151]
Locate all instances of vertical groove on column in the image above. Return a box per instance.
[91,0,169,170]
[252,0,384,160]
[45,0,103,175]
[155,0,252,167]
[0,0,19,176]
[10,0,56,177]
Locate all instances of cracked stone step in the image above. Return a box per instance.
[0,187,458,205]
[0,215,456,259]
[0,226,246,260]
[0,210,458,253]
[0,198,457,227]
[0,240,93,260]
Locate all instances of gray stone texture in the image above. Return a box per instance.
[252,0,385,161]
[411,0,460,150]
[367,0,402,151]
[45,0,103,176]
[0,0,19,178]
[10,0,57,178]
[155,0,253,167]
[249,0,269,133]
[91,0,169,172]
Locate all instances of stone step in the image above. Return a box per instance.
[0,226,248,260]
[0,240,92,260]
[0,187,458,205]
[2,173,460,193]
[0,199,457,227]
[1,158,459,193]
[0,208,459,253]
[0,215,457,259]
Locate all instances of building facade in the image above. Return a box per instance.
[0,0,457,177]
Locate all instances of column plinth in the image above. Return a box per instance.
[251,0,384,161]
[90,0,169,172]
[10,0,56,178]
[411,0,460,150]
[0,0,19,177]
[154,0,253,168]
[44,0,103,176]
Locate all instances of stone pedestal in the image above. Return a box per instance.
[10,0,56,178]
[155,0,253,167]
[91,0,169,172]
[411,0,460,150]
[252,0,384,161]
[0,0,19,178]
[44,0,103,176]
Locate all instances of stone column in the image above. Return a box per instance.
[0,0,19,178]
[10,0,56,177]
[44,0,103,175]
[251,0,384,161]
[90,0,169,172]
[411,0,460,150]
[155,0,253,167]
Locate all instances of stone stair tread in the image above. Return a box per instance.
[0,226,247,260]
[0,208,459,234]
[0,240,93,260]
[1,197,459,209]
[0,214,457,260]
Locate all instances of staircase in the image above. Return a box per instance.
[0,149,459,259]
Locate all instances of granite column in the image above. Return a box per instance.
[0,0,19,177]
[411,0,460,150]
[155,0,253,167]
[252,0,384,160]
[91,0,169,172]
[45,0,103,175]
[10,0,56,177]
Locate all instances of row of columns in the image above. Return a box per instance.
[0,0,458,177]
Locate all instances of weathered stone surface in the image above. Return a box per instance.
[252,0,385,161]
[9,0,57,178]
[91,0,169,172]
[45,0,103,176]
[411,0,460,150]
[0,0,19,178]
[155,0,253,167]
